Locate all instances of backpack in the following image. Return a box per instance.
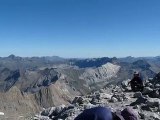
[113,107,138,120]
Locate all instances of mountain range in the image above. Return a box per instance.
[0,55,160,119]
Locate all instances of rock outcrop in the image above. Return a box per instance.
[34,74,160,120]
[81,63,120,82]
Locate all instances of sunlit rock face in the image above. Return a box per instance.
[80,63,120,84]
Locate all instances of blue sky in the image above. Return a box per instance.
[0,0,160,58]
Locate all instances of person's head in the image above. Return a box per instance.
[133,71,140,77]
[74,107,112,120]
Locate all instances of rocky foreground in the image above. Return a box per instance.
[34,77,160,120]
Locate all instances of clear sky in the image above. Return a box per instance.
[0,0,160,58]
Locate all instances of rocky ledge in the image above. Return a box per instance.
[34,78,160,120]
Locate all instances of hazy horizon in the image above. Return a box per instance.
[1,54,160,59]
[0,0,160,57]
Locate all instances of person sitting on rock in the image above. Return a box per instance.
[129,71,144,92]
[74,106,138,120]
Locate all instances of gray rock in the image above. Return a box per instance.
[155,84,160,88]
[55,104,66,115]
[41,107,56,116]
[149,113,160,120]
[110,97,118,103]
[139,112,145,119]
[34,115,51,120]
[99,89,105,93]
[121,80,129,88]
[143,87,153,94]
[130,97,148,106]
[72,96,85,105]
[99,93,112,99]
[84,103,95,109]
[146,98,160,107]
[150,90,160,98]
[134,92,143,98]
[90,97,100,105]
[146,83,153,87]
[111,93,127,102]
[141,104,153,111]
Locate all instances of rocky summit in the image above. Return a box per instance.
[34,78,160,120]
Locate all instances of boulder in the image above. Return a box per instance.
[99,93,112,99]
[138,112,145,119]
[99,89,105,93]
[84,103,95,109]
[54,104,66,115]
[111,93,127,102]
[149,113,160,120]
[149,90,160,98]
[110,97,118,103]
[145,82,153,87]
[121,80,129,88]
[134,92,143,98]
[34,115,51,120]
[130,97,148,106]
[140,112,160,120]
[141,104,153,111]
[146,98,160,107]
[41,107,56,116]
[155,84,160,88]
[72,96,86,105]
[143,87,153,94]
[90,97,100,105]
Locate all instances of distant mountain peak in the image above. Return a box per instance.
[8,54,16,58]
